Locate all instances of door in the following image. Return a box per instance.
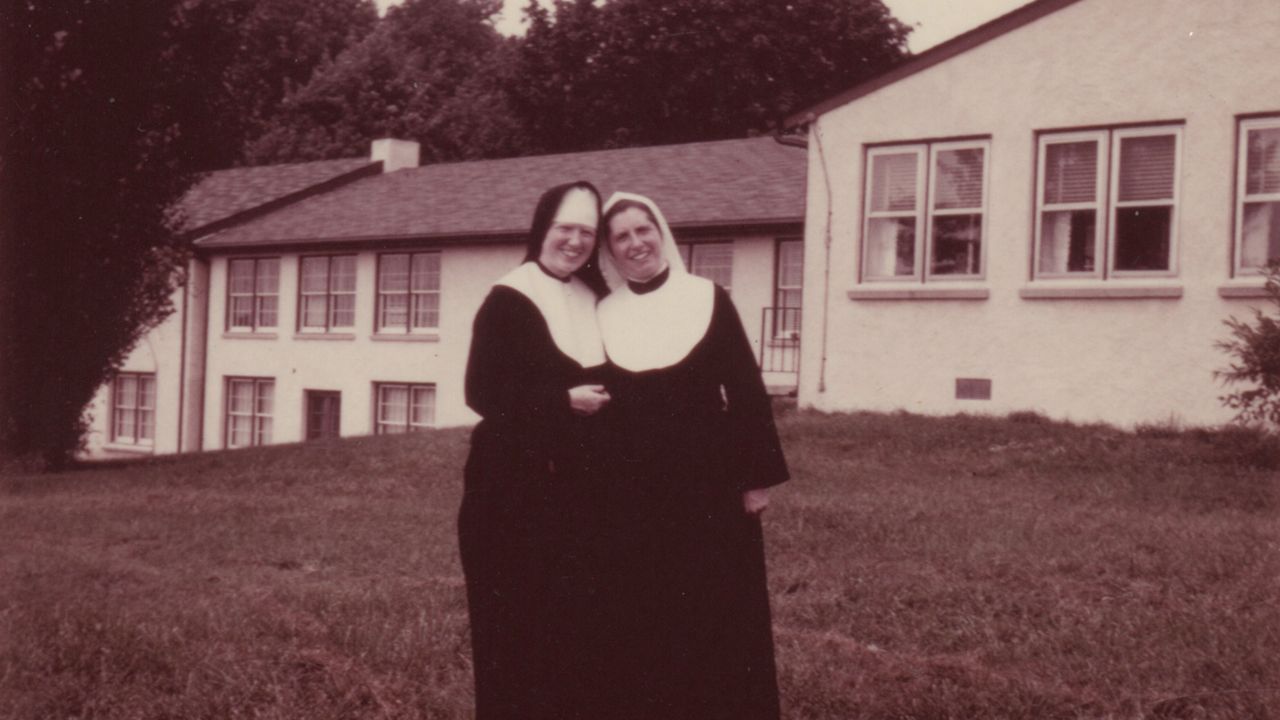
[305,391,341,441]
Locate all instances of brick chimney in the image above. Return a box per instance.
[370,138,420,173]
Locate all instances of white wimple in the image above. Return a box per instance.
[495,262,606,368]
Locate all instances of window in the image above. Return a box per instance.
[226,377,273,448]
[1035,125,1181,279]
[305,390,341,441]
[299,255,356,331]
[1237,116,1280,273]
[863,140,989,282]
[377,252,440,332]
[111,372,155,445]
[678,243,734,290]
[375,383,435,434]
[774,239,803,337]
[227,258,280,330]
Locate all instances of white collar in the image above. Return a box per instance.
[495,262,606,368]
[598,272,714,372]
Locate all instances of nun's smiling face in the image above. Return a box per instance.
[608,207,665,282]
[539,222,596,278]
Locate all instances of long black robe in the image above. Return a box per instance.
[601,282,789,720]
[459,285,610,720]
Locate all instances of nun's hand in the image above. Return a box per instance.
[568,384,611,416]
[742,488,770,515]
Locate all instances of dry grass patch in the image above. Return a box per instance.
[3,411,1278,719]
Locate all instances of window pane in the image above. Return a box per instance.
[379,255,410,292]
[229,260,255,293]
[256,296,278,327]
[380,295,408,329]
[330,294,355,327]
[1044,141,1098,204]
[117,376,137,408]
[865,217,915,278]
[870,152,919,212]
[255,381,273,416]
[412,293,439,329]
[331,256,356,292]
[229,416,250,447]
[255,259,280,294]
[1246,127,1280,196]
[1039,210,1096,274]
[778,241,803,288]
[1114,206,1172,271]
[229,380,253,413]
[116,408,136,441]
[411,387,435,428]
[1118,135,1176,202]
[934,148,984,209]
[379,386,408,431]
[230,296,254,327]
[138,408,154,441]
[1240,201,1280,269]
[256,417,272,445]
[411,253,440,291]
[138,377,155,410]
[300,257,328,292]
[691,244,733,288]
[302,295,327,328]
[931,214,982,276]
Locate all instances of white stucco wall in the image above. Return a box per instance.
[200,244,521,449]
[83,282,188,458]
[799,0,1280,427]
[195,233,793,451]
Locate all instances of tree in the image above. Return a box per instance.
[226,0,379,161]
[509,0,911,153]
[244,0,526,164]
[0,0,239,467]
[1217,261,1280,429]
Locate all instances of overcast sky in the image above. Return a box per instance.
[373,0,1030,52]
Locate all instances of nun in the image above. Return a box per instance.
[458,181,612,720]
[596,192,789,720]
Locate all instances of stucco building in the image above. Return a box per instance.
[85,137,807,457]
[787,0,1280,427]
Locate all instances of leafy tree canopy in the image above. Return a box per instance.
[0,0,247,466]
[244,0,528,163]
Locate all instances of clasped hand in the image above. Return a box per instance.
[568,384,611,416]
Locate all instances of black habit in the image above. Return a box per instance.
[599,274,789,720]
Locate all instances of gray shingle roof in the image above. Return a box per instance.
[197,137,806,248]
[178,158,376,233]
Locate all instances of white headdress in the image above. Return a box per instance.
[596,191,715,371]
[599,192,688,290]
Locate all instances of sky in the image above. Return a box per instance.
[373,0,1031,52]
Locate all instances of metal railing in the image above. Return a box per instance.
[759,307,801,377]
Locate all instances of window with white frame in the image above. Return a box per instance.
[299,255,356,332]
[227,257,280,330]
[1034,125,1181,279]
[111,372,155,446]
[863,140,989,282]
[377,252,440,332]
[678,243,734,290]
[1237,116,1280,273]
[374,383,436,433]
[226,377,273,448]
[775,239,803,336]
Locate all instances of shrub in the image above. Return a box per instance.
[1216,260,1280,429]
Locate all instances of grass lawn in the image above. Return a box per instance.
[2,409,1279,719]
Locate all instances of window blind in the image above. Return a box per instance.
[871,152,919,212]
[1118,135,1176,202]
[1044,141,1097,204]
[934,148,984,209]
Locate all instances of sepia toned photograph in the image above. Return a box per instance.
[2,0,1278,717]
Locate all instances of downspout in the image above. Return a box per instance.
[810,114,834,394]
[176,261,188,452]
